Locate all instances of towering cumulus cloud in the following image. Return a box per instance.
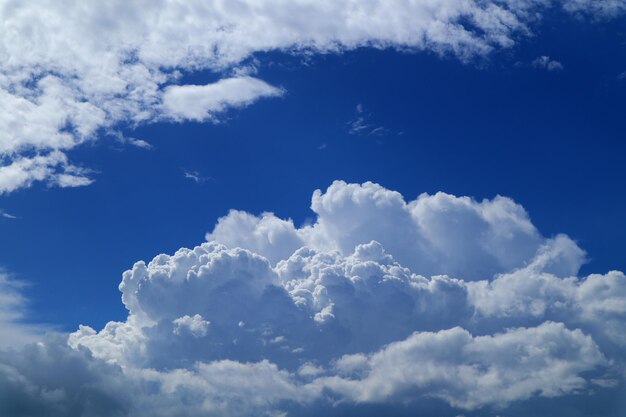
[0,181,624,416]
[1,0,625,192]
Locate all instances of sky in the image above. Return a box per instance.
[0,1,625,416]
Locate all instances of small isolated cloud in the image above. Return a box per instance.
[347,104,389,137]
[110,131,153,150]
[162,77,283,122]
[183,170,214,184]
[0,181,621,416]
[532,55,564,71]
[1,210,18,220]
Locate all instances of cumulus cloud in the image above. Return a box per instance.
[0,0,623,193]
[208,180,576,279]
[172,314,210,338]
[0,181,618,416]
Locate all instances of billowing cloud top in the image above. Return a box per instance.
[0,0,624,192]
[1,181,624,416]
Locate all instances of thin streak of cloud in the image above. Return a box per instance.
[347,104,390,137]
[0,211,18,220]
[183,170,215,184]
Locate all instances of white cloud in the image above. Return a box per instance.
[0,182,626,417]
[27,181,615,415]
[208,180,576,279]
[0,0,622,193]
[0,151,92,195]
[532,55,564,71]
[162,77,283,122]
[110,130,153,150]
[320,322,607,409]
[0,181,621,415]
[172,314,210,338]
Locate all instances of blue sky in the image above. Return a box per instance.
[0,2,625,416]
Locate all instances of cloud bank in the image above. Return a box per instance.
[0,0,624,192]
[0,181,624,416]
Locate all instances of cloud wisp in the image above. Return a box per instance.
[0,0,624,193]
[532,55,565,71]
[0,181,624,416]
[347,104,389,137]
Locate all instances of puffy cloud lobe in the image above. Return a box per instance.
[1,0,624,192]
[2,182,625,415]
[207,209,305,264]
[208,180,580,279]
[172,314,210,338]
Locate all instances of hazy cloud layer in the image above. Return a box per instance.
[0,274,49,348]
[0,0,624,192]
[0,181,623,416]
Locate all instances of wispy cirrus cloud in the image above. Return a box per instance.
[183,170,214,184]
[0,210,18,220]
[347,104,389,137]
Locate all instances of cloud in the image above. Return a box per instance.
[320,322,607,410]
[347,104,389,137]
[1,210,18,219]
[562,0,626,17]
[0,274,48,348]
[0,0,623,193]
[207,180,577,279]
[172,314,210,338]
[0,151,93,195]
[161,77,283,122]
[0,181,617,416]
[532,55,564,71]
[109,131,153,150]
[183,170,214,184]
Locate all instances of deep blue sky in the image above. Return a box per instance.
[1,14,625,331]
